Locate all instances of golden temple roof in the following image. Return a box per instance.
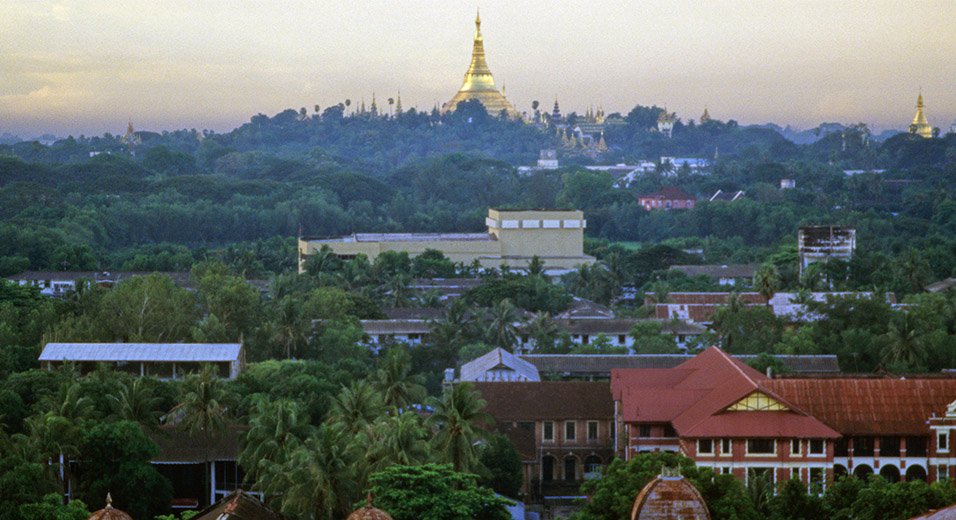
[88,494,133,520]
[909,92,932,138]
[441,10,517,118]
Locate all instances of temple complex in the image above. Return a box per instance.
[909,92,933,138]
[441,10,518,118]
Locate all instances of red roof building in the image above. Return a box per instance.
[638,186,695,211]
[611,347,956,489]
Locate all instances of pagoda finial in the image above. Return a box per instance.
[106,493,113,508]
[366,492,373,507]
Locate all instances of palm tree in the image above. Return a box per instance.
[753,264,781,306]
[271,296,308,359]
[260,423,358,520]
[427,382,492,473]
[527,311,560,352]
[383,274,416,308]
[486,298,521,351]
[429,298,473,351]
[365,411,430,472]
[328,381,383,434]
[239,397,315,482]
[882,313,926,369]
[109,378,164,429]
[171,365,234,504]
[374,348,426,412]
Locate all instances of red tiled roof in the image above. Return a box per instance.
[766,378,956,436]
[646,293,768,306]
[473,381,613,421]
[612,347,838,439]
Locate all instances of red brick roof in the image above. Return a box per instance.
[611,347,838,439]
[766,378,956,436]
[473,381,613,421]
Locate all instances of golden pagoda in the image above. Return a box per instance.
[700,107,712,124]
[909,92,932,138]
[441,10,518,118]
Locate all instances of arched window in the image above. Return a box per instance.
[906,465,927,482]
[564,456,577,481]
[542,456,555,482]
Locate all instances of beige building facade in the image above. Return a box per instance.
[297,209,595,274]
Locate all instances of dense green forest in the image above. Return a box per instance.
[4,102,956,520]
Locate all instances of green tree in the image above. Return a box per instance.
[238,396,315,483]
[373,348,426,412]
[477,433,523,498]
[486,299,521,351]
[97,273,197,342]
[753,263,781,305]
[427,382,492,473]
[76,421,173,520]
[18,493,89,520]
[259,423,359,520]
[629,321,680,354]
[368,464,512,520]
[108,377,165,429]
[328,380,384,435]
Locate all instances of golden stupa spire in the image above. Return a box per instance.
[396,91,402,114]
[909,90,932,138]
[440,9,517,117]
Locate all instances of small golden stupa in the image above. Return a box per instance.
[87,494,133,520]
[909,92,933,138]
[441,10,518,118]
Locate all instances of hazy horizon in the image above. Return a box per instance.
[3,1,955,138]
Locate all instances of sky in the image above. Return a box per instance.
[2,1,955,138]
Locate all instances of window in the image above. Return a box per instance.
[564,457,577,481]
[542,456,555,482]
[698,439,713,454]
[618,335,626,345]
[810,468,824,493]
[791,439,801,455]
[723,467,731,475]
[940,432,949,452]
[588,421,598,441]
[639,425,651,437]
[791,468,800,480]
[565,421,576,441]
[747,439,775,454]
[810,439,825,455]
[854,437,874,456]
[721,439,731,455]
[543,421,554,441]
[907,436,928,457]
[834,438,849,456]
[940,465,949,480]
[663,425,677,437]
[584,455,602,474]
[881,436,900,457]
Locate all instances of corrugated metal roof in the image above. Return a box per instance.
[39,343,242,362]
[461,347,540,382]
[767,378,956,435]
[361,320,431,335]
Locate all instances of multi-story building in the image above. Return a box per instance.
[611,347,956,489]
[637,186,695,211]
[473,381,614,502]
[298,208,595,275]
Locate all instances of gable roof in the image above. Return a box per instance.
[766,378,956,435]
[190,490,286,520]
[473,381,613,421]
[39,343,242,362]
[611,347,838,439]
[461,347,541,382]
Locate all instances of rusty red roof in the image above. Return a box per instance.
[612,347,838,439]
[766,378,956,436]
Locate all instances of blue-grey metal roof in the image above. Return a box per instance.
[39,343,242,362]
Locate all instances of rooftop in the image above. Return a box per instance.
[473,381,613,421]
[39,343,243,362]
